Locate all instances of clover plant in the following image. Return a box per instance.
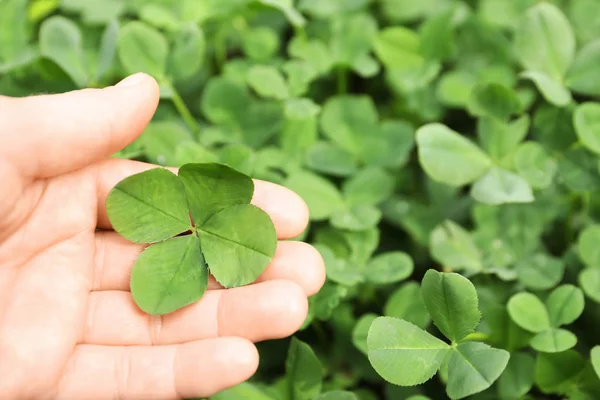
[4,0,600,398]
[106,163,277,315]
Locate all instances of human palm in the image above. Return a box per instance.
[0,73,325,399]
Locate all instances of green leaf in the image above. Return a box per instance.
[200,77,251,126]
[283,60,318,97]
[139,4,179,31]
[497,352,536,400]
[366,252,413,285]
[579,267,600,303]
[330,12,377,68]
[419,8,455,62]
[286,337,323,400]
[320,95,379,158]
[530,328,577,353]
[242,27,279,62]
[520,71,572,107]
[477,115,530,162]
[168,23,206,82]
[514,3,576,81]
[285,170,345,221]
[317,244,363,286]
[535,351,586,394]
[118,21,168,78]
[247,65,290,100]
[514,141,558,189]
[178,163,254,226]
[384,282,430,329]
[421,270,481,343]
[0,0,28,63]
[285,98,321,120]
[305,142,358,177]
[106,168,191,244]
[566,39,600,97]
[95,19,119,83]
[211,382,276,400]
[574,102,600,155]
[367,317,450,386]
[545,284,585,327]
[140,121,194,167]
[317,392,358,400]
[331,205,382,232]
[470,167,535,206]
[557,147,600,193]
[416,123,492,187]
[39,16,88,87]
[373,27,424,69]
[516,253,564,291]
[174,142,219,166]
[352,313,378,354]
[507,292,551,333]
[592,346,600,380]
[578,224,600,267]
[259,0,306,27]
[199,204,277,288]
[130,235,208,315]
[342,167,395,206]
[430,220,483,273]
[445,342,510,400]
[467,82,522,121]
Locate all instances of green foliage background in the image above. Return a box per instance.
[2,0,600,398]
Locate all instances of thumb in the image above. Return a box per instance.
[0,73,160,180]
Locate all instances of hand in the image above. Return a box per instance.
[0,73,325,399]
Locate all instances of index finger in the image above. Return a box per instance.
[92,158,309,240]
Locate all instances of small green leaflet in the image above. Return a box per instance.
[421,270,481,343]
[106,163,278,315]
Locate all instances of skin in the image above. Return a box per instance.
[0,73,326,400]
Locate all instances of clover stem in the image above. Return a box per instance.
[168,84,199,134]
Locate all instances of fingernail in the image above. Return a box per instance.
[116,73,147,88]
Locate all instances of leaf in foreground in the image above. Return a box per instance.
[416,123,492,187]
[178,163,254,225]
[130,235,208,315]
[421,270,481,343]
[545,284,585,327]
[507,292,551,333]
[445,342,510,399]
[199,204,277,288]
[106,168,191,243]
[286,337,323,400]
[367,317,450,386]
[530,328,577,353]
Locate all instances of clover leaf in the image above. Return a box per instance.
[507,285,584,353]
[367,270,509,399]
[106,163,278,315]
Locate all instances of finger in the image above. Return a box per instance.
[0,73,159,180]
[56,338,258,400]
[93,232,325,296]
[93,158,309,239]
[83,280,308,346]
